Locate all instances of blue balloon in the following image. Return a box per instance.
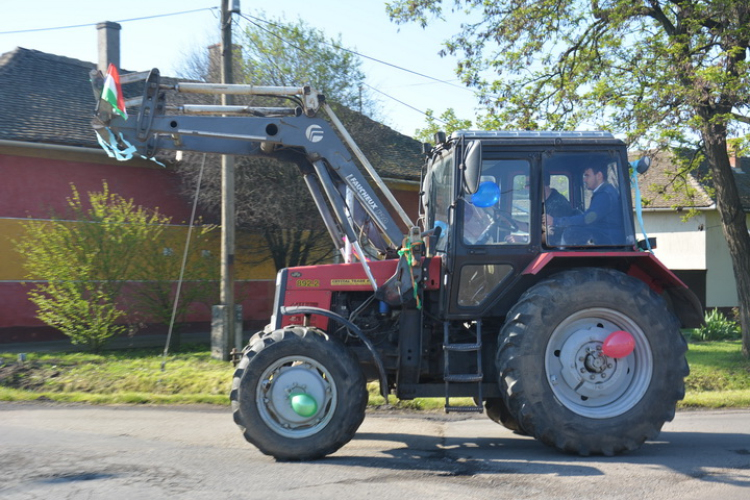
[471,181,500,207]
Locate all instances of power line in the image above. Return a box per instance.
[0,7,217,35]
[2,6,466,126]
[365,83,448,126]
[241,13,472,94]
[237,12,455,124]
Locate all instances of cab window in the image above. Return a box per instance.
[462,159,531,245]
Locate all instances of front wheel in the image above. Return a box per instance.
[497,268,688,456]
[230,326,367,461]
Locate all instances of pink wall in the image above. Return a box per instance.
[0,151,420,344]
[0,152,275,343]
[0,154,193,221]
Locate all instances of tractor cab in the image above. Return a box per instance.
[422,131,638,316]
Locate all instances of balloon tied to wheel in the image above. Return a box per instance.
[602,330,636,359]
[290,391,319,418]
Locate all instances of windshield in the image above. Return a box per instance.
[461,158,531,246]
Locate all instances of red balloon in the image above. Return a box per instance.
[602,330,635,358]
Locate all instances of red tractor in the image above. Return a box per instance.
[93,69,702,461]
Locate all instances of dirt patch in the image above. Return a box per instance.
[0,362,60,391]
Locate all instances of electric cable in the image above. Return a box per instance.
[161,152,207,371]
[0,8,218,35]
[240,13,470,93]
[238,12,450,125]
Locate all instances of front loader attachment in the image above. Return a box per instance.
[91,67,419,283]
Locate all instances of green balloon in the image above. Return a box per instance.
[290,393,318,417]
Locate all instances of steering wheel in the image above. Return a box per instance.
[474,210,518,244]
[495,210,518,232]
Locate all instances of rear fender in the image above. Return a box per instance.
[523,252,704,329]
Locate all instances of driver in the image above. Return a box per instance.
[546,165,623,245]
[507,173,577,244]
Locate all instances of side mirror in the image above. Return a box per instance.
[463,140,482,194]
[631,156,651,174]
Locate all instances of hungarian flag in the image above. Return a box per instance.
[101,63,128,120]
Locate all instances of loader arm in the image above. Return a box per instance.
[91,68,413,275]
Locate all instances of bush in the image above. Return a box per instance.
[16,183,172,352]
[695,309,741,341]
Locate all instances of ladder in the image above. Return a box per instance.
[443,320,484,413]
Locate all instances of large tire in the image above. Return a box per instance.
[230,326,367,461]
[483,397,527,435]
[497,268,689,456]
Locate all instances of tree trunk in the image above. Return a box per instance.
[702,127,750,358]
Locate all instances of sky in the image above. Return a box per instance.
[0,0,482,137]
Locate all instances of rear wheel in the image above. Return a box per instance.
[483,397,526,434]
[497,268,688,455]
[230,326,367,461]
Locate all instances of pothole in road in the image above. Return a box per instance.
[37,472,118,484]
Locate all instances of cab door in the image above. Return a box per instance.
[446,151,539,318]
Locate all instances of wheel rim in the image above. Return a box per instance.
[545,308,653,419]
[255,355,336,438]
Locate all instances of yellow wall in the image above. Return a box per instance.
[0,218,279,282]
[0,218,26,280]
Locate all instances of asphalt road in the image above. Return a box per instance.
[0,402,748,500]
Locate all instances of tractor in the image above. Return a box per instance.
[92,68,703,461]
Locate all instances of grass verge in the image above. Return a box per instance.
[1,340,748,409]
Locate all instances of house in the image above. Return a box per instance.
[0,23,423,345]
[634,150,750,312]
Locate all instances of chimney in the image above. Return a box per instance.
[728,142,741,169]
[207,43,244,84]
[207,43,222,83]
[97,21,121,74]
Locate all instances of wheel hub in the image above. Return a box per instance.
[583,346,608,373]
[255,355,338,438]
[557,329,630,400]
[267,365,327,424]
[544,308,654,419]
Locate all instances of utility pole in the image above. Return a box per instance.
[211,0,240,361]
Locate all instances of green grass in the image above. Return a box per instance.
[0,345,232,405]
[679,340,750,408]
[1,340,748,408]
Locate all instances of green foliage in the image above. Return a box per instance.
[14,183,216,352]
[28,284,129,353]
[413,108,473,142]
[239,14,377,116]
[694,309,741,342]
[126,223,219,340]
[388,0,750,145]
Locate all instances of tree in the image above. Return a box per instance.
[178,14,378,117]
[388,0,750,357]
[177,15,380,270]
[239,15,378,116]
[126,222,219,350]
[413,108,474,143]
[16,184,171,351]
[178,157,336,271]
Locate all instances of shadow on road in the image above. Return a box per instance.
[329,428,750,487]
